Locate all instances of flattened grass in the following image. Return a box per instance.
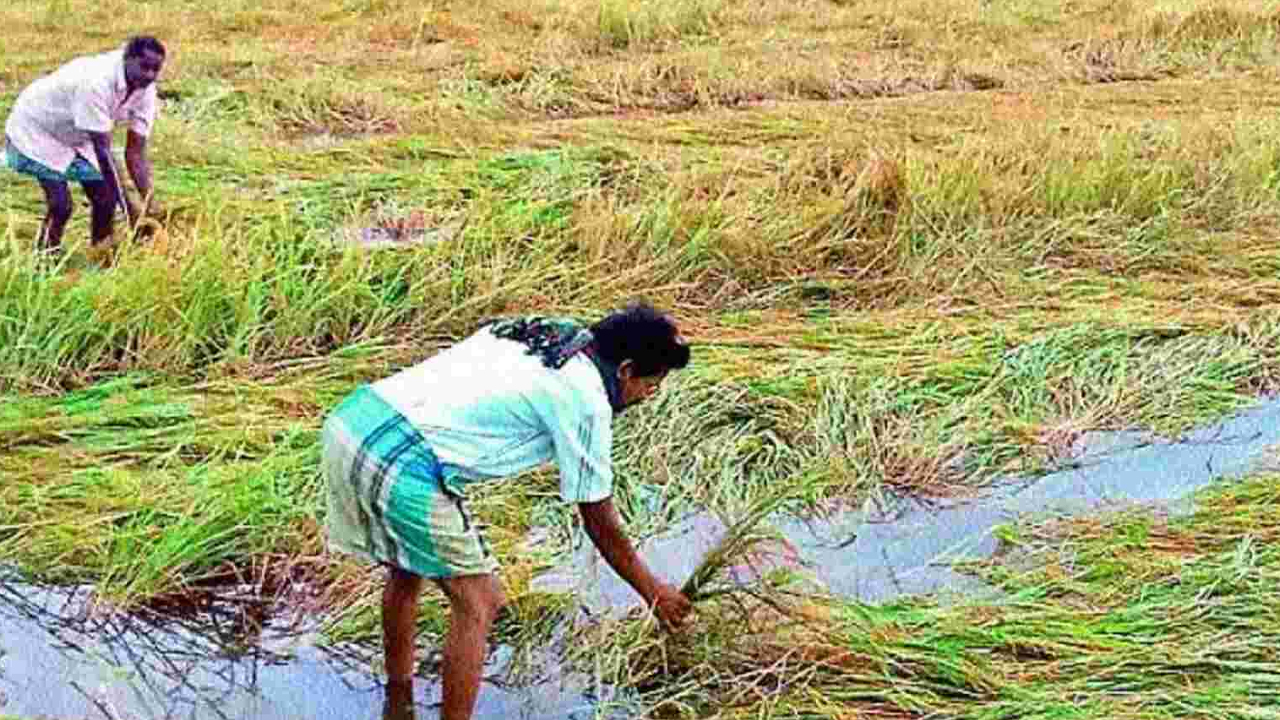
[2,314,1274,608]
[5,112,1280,389]
[569,471,1280,719]
[2,0,1280,714]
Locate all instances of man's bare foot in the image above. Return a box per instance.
[34,245,63,271]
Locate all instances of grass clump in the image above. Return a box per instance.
[592,0,723,51]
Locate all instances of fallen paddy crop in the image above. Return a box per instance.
[3,0,1280,718]
[562,470,1280,719]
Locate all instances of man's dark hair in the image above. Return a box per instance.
[125,36,166,58]
[591,302,690,377]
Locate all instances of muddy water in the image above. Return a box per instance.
[333,223,458,249]
[0,579,603,720]
[5,399,1279,718]
[549,398,1280,608]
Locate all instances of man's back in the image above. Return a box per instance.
[371,324,614,499]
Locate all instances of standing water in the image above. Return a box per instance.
[0,577,603,720]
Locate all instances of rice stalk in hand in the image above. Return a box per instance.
[679,479,811,603]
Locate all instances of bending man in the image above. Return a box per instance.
[321,302,694,720]
[4,36,165,256]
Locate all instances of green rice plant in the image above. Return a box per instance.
[593,0,722,51]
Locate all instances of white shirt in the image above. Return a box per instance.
[371,326,615,503]
[4,49,158,173]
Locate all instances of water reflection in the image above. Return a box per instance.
[0,578,375,719]
[0,577,600,719]
[786,397,1280,600]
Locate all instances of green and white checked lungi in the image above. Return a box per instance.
[321,385,497,578]
[5,138,103,183]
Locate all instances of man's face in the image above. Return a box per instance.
[617,362,668,410]
[124,49,165,91]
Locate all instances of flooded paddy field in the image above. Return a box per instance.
[5,399,1278,719]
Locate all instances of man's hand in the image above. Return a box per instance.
[125,197,141,227]
[580,498,695,632]
[650,582,692,632]
[126,195,167,240]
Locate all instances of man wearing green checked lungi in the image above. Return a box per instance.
[322,302,693,719]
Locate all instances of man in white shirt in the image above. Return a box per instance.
[322,302,693,720]
[4,36,165,256]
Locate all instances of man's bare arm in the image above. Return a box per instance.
[87,131,124,205]
[124,130,152,203]
[578,497,691,629]
[87,130,144,227]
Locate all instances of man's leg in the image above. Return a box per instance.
[435,574,505,720]
[82,180,116,245]
[383,565,426,689]
[382,679,417,720]
[37,180,72,252]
